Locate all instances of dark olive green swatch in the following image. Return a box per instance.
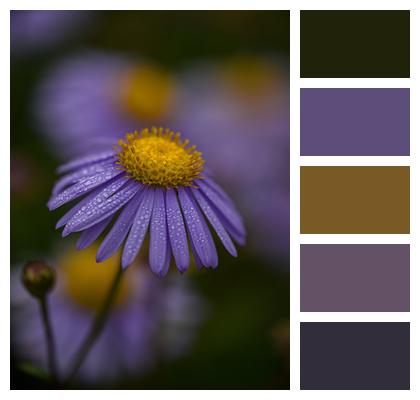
[300,10,410,78]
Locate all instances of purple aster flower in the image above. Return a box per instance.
[48,127,246,276]
[34,52,180,158]
[11,11,90,56]
[11,245,206,383]
[176,56,289,259]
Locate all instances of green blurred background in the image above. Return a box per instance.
[11,11,290,389]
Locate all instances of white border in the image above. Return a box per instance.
[2,0,419,398]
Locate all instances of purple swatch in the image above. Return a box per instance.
[300,244,410,312]
[300,88,410,156]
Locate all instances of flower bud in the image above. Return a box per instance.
[21,261,56,299]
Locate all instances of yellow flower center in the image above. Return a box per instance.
[116,127,205,188]
[120,64,176,120]
[60,245,132,311]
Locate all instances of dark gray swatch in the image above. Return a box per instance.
[300,322,410,390]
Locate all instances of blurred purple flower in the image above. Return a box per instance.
[47,127,246,275]
[34,51,180,158]
[11,11,90,56]
[11,245,206,383]
[176,56,290,260]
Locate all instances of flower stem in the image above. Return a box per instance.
[64,266,124,385]
[38,296,59,384]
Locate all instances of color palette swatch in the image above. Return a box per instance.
[299,9,410,391]
[300,88,410,156]
[300,10,410,78]
[300,322,410,390]
[300,244,410,312]
[300,166,410,234]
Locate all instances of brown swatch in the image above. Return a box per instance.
[300,166,410,234]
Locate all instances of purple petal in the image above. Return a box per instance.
[55,184,107,228]
[48,167,122,210]
[96,189,144,262]
[76,215,113,250]
[52,159,115,196]
[195,179,246,242]
[200,176,236,207]
[159,233,172,277]
[149,188,169,276]
[121,187,155,269]
[63,179,140,235]
[57,150,115,174]
[54,177,121,229]
[178,187,218,268]
[191,187,237,257]
[188,230,204,269]
[213,206,246,246]
[58,175,127,229]
[165,188,190,272]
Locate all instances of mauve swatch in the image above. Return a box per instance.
[301,322,410,390]
[300,244,410,312]
[300,88,410,156]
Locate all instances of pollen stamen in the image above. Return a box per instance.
[116,127,205,188]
